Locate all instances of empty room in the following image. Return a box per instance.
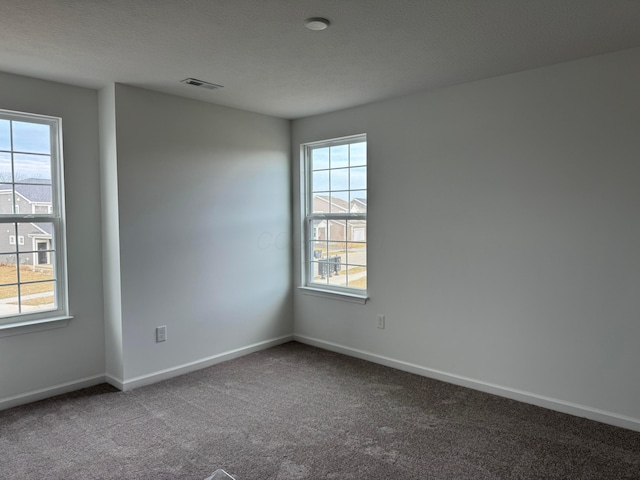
[1,1,639,479]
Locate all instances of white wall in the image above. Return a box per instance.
[0,72,105,405]
[112,85,292,383]
[292,47,640,429]
[3,45,638,431]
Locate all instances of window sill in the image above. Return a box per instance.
[298,286,368,304]
[0,315,72,338]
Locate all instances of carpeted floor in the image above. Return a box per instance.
[1,342,639,479]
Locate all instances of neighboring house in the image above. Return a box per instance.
[0,179,53,267]
[312,195,366,242]
[350,197,367,214]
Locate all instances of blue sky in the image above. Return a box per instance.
[311,142,367,195]
[0,120,52,181]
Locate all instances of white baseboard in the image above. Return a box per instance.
[0,374,105,412]
[105,374,124,391]
[1,335,294,409]
[293,334,640,433]
[121,334,294,391]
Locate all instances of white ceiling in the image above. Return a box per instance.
[1,1,640,119]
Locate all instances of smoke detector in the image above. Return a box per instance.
[180,78,224,90]
[304,17,330,31]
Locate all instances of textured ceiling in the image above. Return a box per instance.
[1,1,640,119]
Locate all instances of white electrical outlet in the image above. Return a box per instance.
[156,326,167,342]
[377,314,385,329]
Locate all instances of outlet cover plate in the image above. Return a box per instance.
[156,326,167,342]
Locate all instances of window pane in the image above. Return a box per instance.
[347,220,367,245]
[310,241,326,260]
[328,219,347,242]
[14,153,51,182]
[311,194,330,213]
[18,256,55,282]
[311,147,329,170]
[0,256,18,284]
[347,246,366,266]
[0,285,19,317]
[20,280,56,313]
[330,145,349,168]
[330,168,349,191]
[346,247,366,269]
[346,267,367,290]
[311,219,327,241]
[18,222,53,249]
[312,170,329,192]
[328,240,347,258]
[12,122,50,154]
[310,262,329,284]
[20,277,55,297]
[1,223,18,252]
[0,120,10,151]
[0,184,15,214]
[350,142,367,166]
[328,271,345,287]
[350,166,366,190]
[319,254,342,282]
[349,191,367,213]
[15,182,52,208]
[34,204,50,214]
[328,192,349,214]
[0,152,11,181]
[329,243,346,287]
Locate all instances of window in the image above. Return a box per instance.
[302,134,367,297]
[0,109,68,325]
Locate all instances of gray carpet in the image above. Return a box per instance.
[1,342,639,479]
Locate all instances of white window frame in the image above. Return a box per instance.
[300,134,368,303]
[0,109,69,330]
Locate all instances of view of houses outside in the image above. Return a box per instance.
[308,141,367,290]
[0,118,56,317]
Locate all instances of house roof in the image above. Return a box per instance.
[33,223,53,235]
[315,195,368,213]
[314,195,349,212]
[2,179,52,203]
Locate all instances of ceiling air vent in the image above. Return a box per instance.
[180,78,223,90]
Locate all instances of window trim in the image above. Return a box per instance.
[0,109,70,327]
[300,134,368,301]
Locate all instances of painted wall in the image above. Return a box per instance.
[0,72,105,403]
[292,47,640,426]
[3,46,638,431]
[112,85,292,382]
